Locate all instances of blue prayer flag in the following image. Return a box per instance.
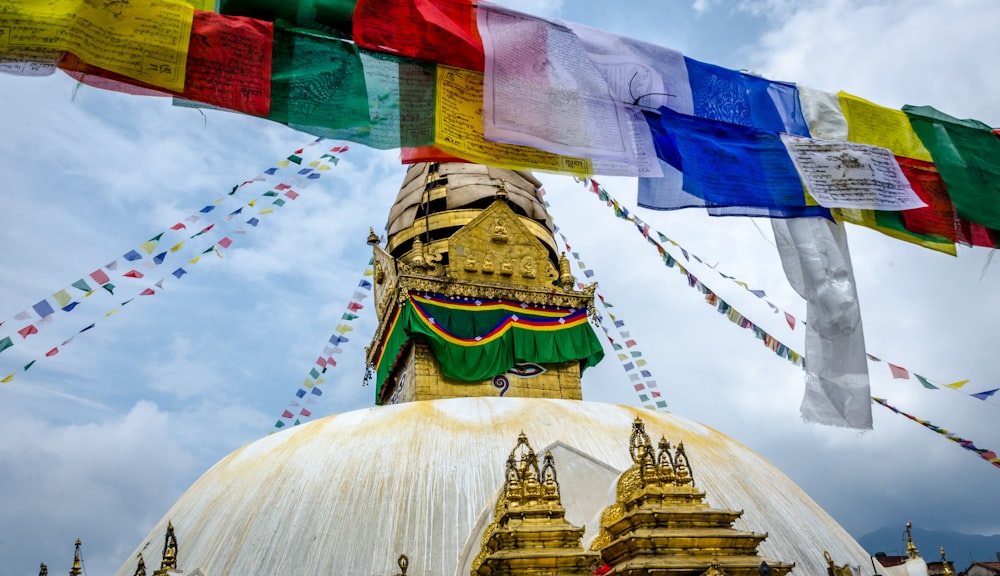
[265,167,278,175]
[971,389,999,401]
[200,205,216,213]
[61,302,79,312]
[153,252,167,265]
[296,389,307,398]
[358,279,373,290]
[172,268,187,279]
[33,300,55,318]
[123,250,142,261]
[247,217,260,226]
[311,387,323,396]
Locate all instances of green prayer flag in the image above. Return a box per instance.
[149,232,164,242]
[291,48,436,149]
[263,191,278,197]
[273,198,286,207]
[903,105,1000,229]
[309,368,320,379]
[639,393,650,402]
[71,279,92,292]
[269,22,370,131]
[341,313,359,321]
[24,360,35,371]
[102,283,115,294]
[0,336,12,354]
[915,374,939,390]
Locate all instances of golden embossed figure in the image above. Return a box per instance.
[521,256,536,279]
[492,217,509,243]
[500,256,513,276]
[465,252,478,272]
[482,255,494,274]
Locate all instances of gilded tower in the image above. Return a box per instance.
[366,162,603,405]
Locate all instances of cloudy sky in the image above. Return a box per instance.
[2,0,999,574]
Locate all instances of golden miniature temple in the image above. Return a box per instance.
[85,163,880,576]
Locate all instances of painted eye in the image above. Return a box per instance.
[507,363,546,378]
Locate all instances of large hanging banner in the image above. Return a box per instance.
[373,292,604,400]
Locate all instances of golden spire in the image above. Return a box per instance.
[366,227,380,246]
[38,563,47,576]
[68,539,82,576]
[905,522,919,559]
[940,547,954,576]
[134,552,147,576]
[154,521,178,576]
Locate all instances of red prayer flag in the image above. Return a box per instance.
[282,409,294,419]
[898,158,997,248]
[353,0,484,71]
[124,270,144,279]
[275,183,291,191]
[329,145,349,153]
[625,339,637,348]
[347,301,364,312]
[300,408,312,417]
[888,363,910,379]
[284,190,300,200]
[171,222,187,230]
[17,325,38,339]
[90,269,110,284]
[316,357,327,368]
[218,237,233,249]
[58,12,273,116]
[326,357,337,367]
[784,312,796,330]
[45,347,59,357]
[633,383,644,391]
[140,288,155,296]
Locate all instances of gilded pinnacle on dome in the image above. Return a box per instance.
[905,522,919,559]
[37,562,47,576]
[133,552,147,576]
[69,539,82,576]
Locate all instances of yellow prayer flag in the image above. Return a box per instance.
[364,269,374,276]
[434,66,593,176]
[304,378,315,389]
[944,379,970,389]
[309,160,320,168]
[139,241,157,254]
[2,0,193,91]
[189,256,202,265]
[316,377,325,386]
[636,359,647,367]
[838,92,933,161]
[105,309,119,318]
[170,242,183,252]
[617,353,628,361]
[335,324,354,334]
[1,373,13,383]
[318,164,331,171]
[277,160,290,167]
[249,199,257,207]
[260,207,275,215]
[52,289,72,307]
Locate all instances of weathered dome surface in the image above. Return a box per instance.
[115,398,872,576]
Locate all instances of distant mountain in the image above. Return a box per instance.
[858,525,1000,573]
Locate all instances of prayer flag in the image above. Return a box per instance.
[282,410,294,419]
[915,375,938,390]
[139,241,157,254]
[285,190,300,200]
[296,389,306,398]
[24,360,35,371]
[309,368,320,379]
[18,325,38,338]
[124,270,144,279]
[971,388,999,401]
[45,347,58,357]
[888,364,910,379]
[1,374,12,383]
[171,222,186,230]
[311,387,323,396]
[335,324,354,334]
[0,336,12,354]
[359,279,373,290]
[61,302,79,312]
[300,408,312,417]
[123,250,142,261]
[347,302,364,312]
[33,300,54,318]
[52,290,72,307]
[218,237,233,249]
[944,380,970,389]
[102,283,115,294]
[153,252,167,265]
[904,105,1000,229]
[71,279,92,292]
[784,312,796,330]
[641,106,826,217]
[172,268,187,279]
[341,313,359,321]
[140,288,155,296]
[275,420,285,428]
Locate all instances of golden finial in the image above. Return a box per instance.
[410,237,427,269]
[160,521,178,571]
[134,552,147,576]
[905,522,919,559]
[940,547,954,576]
[38,562,47,576]
[558,252,575,288]
[68,539,83,576]
[496,180,509,201]
[366,227,380,246]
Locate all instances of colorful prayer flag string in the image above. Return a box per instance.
[272,262,374,431]
[581,177,995,405]
[540,188,666,411]
[872,396,1000,471]
[0,140,347,384]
